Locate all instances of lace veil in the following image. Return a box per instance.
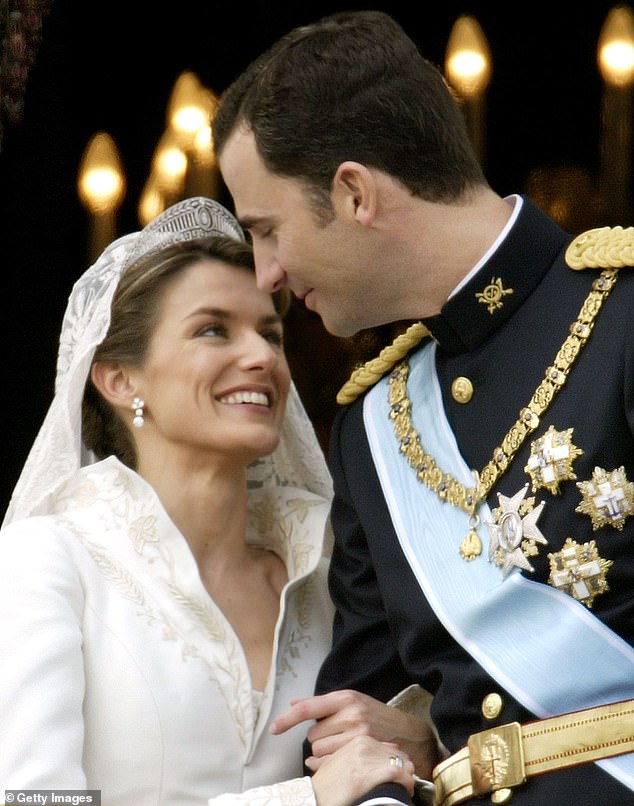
[3,196,333,528]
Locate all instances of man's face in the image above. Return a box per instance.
[218,127,373,337]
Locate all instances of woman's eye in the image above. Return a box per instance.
[199,323,226,338]
[263,329,284,347]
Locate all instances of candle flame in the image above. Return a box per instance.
[598,5,634,86]
[445,15,492,98]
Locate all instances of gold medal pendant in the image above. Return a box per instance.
[460,530,482,561]
[459,511,483,561]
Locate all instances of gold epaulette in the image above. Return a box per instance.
[565,225,634,269]
[336,321,430,405]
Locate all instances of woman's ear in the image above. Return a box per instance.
[332,161,377,226]
[90,362,137,410]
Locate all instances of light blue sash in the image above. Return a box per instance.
[364,341,634,790]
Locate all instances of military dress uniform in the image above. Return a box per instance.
[315,195,634,804]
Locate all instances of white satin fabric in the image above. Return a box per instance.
[0,457,333,805]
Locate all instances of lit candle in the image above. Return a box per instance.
[77,132,126,262]
[185,122,220,199]
[444,15,492,168]
[597,4,634,223]
[167,71,219,199]
[149,128,188,207]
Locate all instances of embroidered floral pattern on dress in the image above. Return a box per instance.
[52,459,329,748]
[208,776,316,806]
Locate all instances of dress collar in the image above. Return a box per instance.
[51,456,331,584]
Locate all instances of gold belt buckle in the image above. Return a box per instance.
[468,721,526,796]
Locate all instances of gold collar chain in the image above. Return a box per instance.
[388,268,619,558]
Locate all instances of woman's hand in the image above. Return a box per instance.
[270,688,439,780]
[308,734,414,806]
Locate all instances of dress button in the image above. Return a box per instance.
[482,692,503,720]
[451,376,474,404]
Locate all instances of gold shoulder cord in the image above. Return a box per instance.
[335,225,634,560]
[336,322,431,405]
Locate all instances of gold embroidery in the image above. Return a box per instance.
[475,277,514,313]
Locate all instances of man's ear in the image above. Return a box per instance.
[90,362,137,410]
[332,161,377,226]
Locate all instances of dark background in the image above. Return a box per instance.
[0,0,628,512]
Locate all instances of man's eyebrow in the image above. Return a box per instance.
[238,215,267,231]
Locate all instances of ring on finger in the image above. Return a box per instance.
[389,754,404,769]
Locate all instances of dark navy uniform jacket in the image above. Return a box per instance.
[315,196,634,803]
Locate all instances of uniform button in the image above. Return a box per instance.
[482,692,503,720]
[451,376,474,404]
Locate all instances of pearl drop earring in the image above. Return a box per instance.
[132,396,145,428]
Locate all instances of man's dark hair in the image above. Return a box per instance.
[213,10,486,204]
